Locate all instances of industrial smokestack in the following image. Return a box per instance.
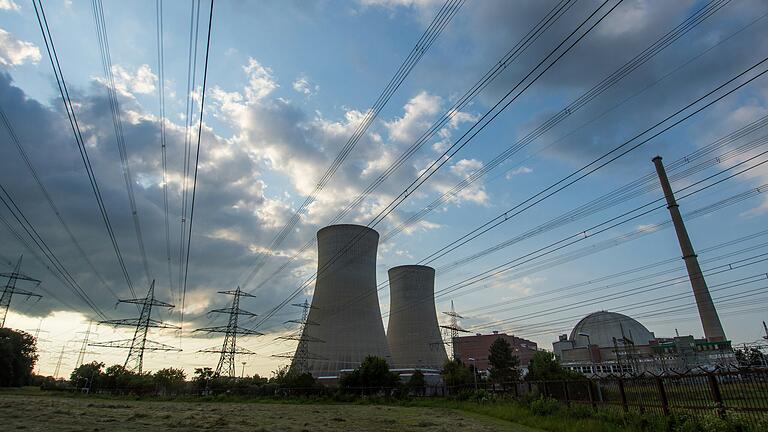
[294,224,391,377]
[652,156,726,341]
[386,265,448,369]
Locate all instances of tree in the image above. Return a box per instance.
[526,351,580,381]
[340,355,399,394]
[70,361,104,391]
[193,367,214,394]
[735,347,767,367]
[0,328,38,387]
[488,337,520,388]
[154,367,186,395]
[441,358,472,388]
[407,369,427,395]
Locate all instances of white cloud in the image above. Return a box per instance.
[505,165,533,179]
[0,0,20,11]
[292,75,319,97]
[104,64,158,96]
[0,28,40,66]
[243,58,278,102]
[384,91,442,143]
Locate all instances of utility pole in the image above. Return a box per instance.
[763,321,768,341]
[241,361,246,379]
[440,300,470,361]
[273,300,325,375]
[653,156,726,341]
[75,321,94,368]
[196,287,262,377]
[53,345,69,378]
[0,256,42,328]
[90,280,180,373]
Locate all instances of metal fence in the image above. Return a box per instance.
[502,367,768,427]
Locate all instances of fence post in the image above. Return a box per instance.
[541,381,548,398]
[563,381,570,407]
[618,378,629,413]
[586,380,597,411]
[707,373,725,419]
[656,377,669,417]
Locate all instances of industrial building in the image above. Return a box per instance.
[455,331,538,372]
[552,311,734,375]
[294,224,391,378]
[386,265,448,370]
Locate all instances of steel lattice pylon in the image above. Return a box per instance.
[273,300,325,374]
[0,256,42,328]
[91,280,180,373]
[440,300,469,361]
[196,287,262,377]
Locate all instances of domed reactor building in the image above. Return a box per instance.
[386,265,447,370]
[293,224,391,378]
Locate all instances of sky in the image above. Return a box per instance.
[1,0,768,378]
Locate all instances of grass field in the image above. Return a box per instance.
[0,391,541,432]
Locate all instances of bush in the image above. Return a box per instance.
[527,396,561,416]
[339,356,399,395]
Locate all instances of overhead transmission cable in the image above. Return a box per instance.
[179,0,215,335]
[419,54,768,268]
[383,0,734,242]
[0,105,120,300]
[155,0,174,301]
[239,0,465,290]
[32,0,137,299]
[0,183,108,319]
[252,0,577,292]
[252,0,622,328]
[91,0,152,284]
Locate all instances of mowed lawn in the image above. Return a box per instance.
[0,393,541,432]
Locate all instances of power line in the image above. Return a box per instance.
[180,0,215,336]
[419,54,768,266]
[252,0,622,330]
[241,0,465,290]
[91,0,152,284]
[156,0,174,302]
[0,182,108,319]
[32,0,137,299]
[0,104,120,300]
[252,0,577,293]
[383,0,736,243]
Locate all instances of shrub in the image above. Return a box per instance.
[527,396,561,416]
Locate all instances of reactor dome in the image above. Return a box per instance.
[569,311,654,348]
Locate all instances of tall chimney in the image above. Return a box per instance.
[652,156,726,341]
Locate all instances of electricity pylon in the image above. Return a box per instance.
[91,280,180,373]
[440,300,469,360]
[74,321,97,368]
[1,256,42,328]
[196,287,262,377]
[272,300,325,374]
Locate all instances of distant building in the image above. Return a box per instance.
[553,311,733,376]
[454,331,538,371]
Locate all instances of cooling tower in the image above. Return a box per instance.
[386,265,448,369]
[294,224,391,377]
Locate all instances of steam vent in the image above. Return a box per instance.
[294,224,391,377]
[386,265,448,369]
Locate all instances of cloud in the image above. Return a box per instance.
[0,28,41,66]
[292,75,319,97]
[0,0,20,11]
[243,58,278,102]
[100,64,158,96]
[505,166,533,179]
[384,91,442,143]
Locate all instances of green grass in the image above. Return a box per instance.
[0,389,541,432]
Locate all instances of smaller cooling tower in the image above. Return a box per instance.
[386,265,448,369]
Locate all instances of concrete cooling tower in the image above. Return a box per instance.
[386,265,448,369]
[294,224,391,377]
